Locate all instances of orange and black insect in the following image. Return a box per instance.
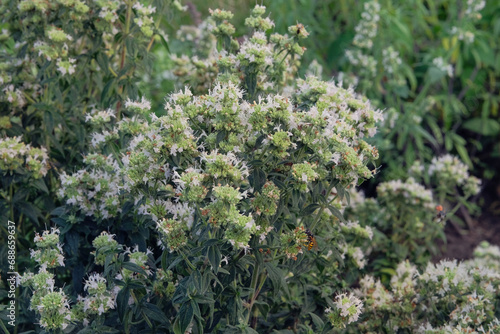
[305,229,318,251]
[435,205,446,223]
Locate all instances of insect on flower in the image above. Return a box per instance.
[305,229,318,251]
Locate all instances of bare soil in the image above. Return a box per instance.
[433,173,500,262]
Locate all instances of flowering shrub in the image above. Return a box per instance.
[255,0,498,189]
[168,5,305,99]
[351,242,500,333]
[0,0,178,151]
[40,5,388,332]
[0,136,49,234]
[0,0,181,300]
[336,0,498,180]
[6,2,495,334]
[20,228,73,331]
[0,0,182,226]
[339,154,481,279]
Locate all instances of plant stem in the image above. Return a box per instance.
[179,249,196,271]
[117,0,133,121]
[245,260,261,325]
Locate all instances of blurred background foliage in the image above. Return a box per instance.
[152,0,500,186]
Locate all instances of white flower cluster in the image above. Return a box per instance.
[334,292,363,323]
[59,74,382,253]
[57,98,159,220]
[356,275,393,310]
[78,273,117,318]
[390,261,418,297]
[2,83,26,107]
[345,50,377,78]
[432,57,454,77]
[124,96,152,114]
[428,154,481,195]
[382,46,402,74]
[23,227,165,329]
[2,0,165,114]
[343,1,382,80]
[170,19,219,94]
[85,108,116,126]
[474,241,500,262]
[377,177,433,208]
[58,154,123,220]
[56,57,76,76]
[355,244,500,332]
[450,26,475,44]
[340,221,373,240]
[169,5,305,96]
[325,292,363,328]
[30,228,65,269]
[421,260,473,294]
[90,129,119,148]
[465,0,486,20]
[352,1,381,49]
[338,242,368,269]
[95,0,119,25]
[0,136,49,179]
[132,3,156,37]
[21,228,74,330]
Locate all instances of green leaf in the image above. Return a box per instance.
[255,301,270,319]
[264,262,287,297]
[475,39,495,67]
[194,294,214,304]
[309,312,324,330]
[207,245,221,274]
[125,37,137,57]
[51,206,66,216]
[96,53,110,75]
[216,131,226,145]
[142,303,170,325]
[101,79,114,106]
[427,67,446,84]
[327,205,344,222]
[174,302,194,334]
[122,262,148,276]
[250,168,266,192]
[387,16,412,51]
[17,201,40,223]
[300,203,320,216]
[414,126,438,147]
[43,110,54,133]
[455,143,472,168]
[393,84,410,98]
[191,299,201,319]
[159,33,171,54]
[380,268,397,276]
[462,117,500,136]
[32,178,49,194]
[116,286,130,322]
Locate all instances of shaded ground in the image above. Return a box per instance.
[433,173,500,262]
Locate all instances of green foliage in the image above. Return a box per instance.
[3,1,499,333]
[21,5,384,332]
[352,243,500,332]
[261,0,500,180]
[0,0,182,331]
